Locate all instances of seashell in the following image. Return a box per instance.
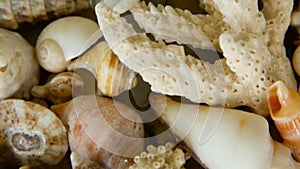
[293,45,300,77]
[68,41,138,97]
[267,80,300,161]
[271,141,300,168]
[51,95,144,169]
[0,28,39,99]
[149,93,274,169]
[0,0,103,30]
[35,16,100,73]
[0,99,68,169]
[70,151,105,169]
[31,72,85,104]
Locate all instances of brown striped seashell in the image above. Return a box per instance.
[267,81,300,161]
[68,41,137,97]
[0,99,68,169]
[0,0,102,30]
[31,72,85,104]
[51,95,144,169]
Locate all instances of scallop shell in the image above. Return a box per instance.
[267,81,300,161]
[31,72,85,104]
[35,16,99,73]
[0,99,68,168]
[51,95,144,169]
[68,41,137,97]
[0,0,97,29]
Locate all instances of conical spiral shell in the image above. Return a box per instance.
[69,41,137,97]
[0,99,68,168]
[267,81,300,161]
[0,0,97,29]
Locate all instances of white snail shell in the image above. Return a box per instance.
[36,16,99,73]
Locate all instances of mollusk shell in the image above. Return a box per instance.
[267,81,300,161]
[69,41,137,97]
[31,72,85,104]
[0,99,68,168]
[51,95,144,169]
[0,0,94,29]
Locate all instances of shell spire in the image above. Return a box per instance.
[267,81,300,161]
[0,0,101,29]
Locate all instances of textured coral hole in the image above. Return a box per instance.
[12,133,42,151]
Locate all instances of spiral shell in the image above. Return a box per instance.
[0,99,68,168]
[35,16,99,73]
[31,72,85,104]
[0,0,98,29]
[51,95,144,169]
[68,41,137,97]
[267,81,300,161]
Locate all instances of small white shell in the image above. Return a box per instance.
[0,28,40,99]
[293,45,300,77]
[31,72,85,104]
[70,152,104,169]
[0,99,68,168]
[35,16,99,73]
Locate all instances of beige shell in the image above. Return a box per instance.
[267,81,300,161]
[0,28,40,99]
[51,95,144,169]
[31,72,85,104]
[68,41,137,97]
[0,99,68,168]
[0,0,98,29]
[35,16,99,73]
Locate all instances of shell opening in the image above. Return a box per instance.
[268,90,281,116]
[12,132,42,151]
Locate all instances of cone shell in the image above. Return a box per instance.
[69,41,138,97]
[0,99,68,168]
[0,0,92,29]
[267,81,300,161]
[51,95,144,169]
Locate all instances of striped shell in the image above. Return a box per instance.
[267,81,300,161]
[68,41,137,97]
[0,99,68,168]
[51,95,144,169]
[0,0,96,29]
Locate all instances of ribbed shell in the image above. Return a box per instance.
[267,81,300,161]
[0,99,68,168]
[0,0,93,29]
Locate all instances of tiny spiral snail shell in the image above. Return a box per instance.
[267,81,300,161]
[0,99,68,169]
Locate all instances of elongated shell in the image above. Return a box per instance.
[0,0,97,29]
[31,72,85,104]
[0,99,68,168]
[68,41,137,97]
[267,80,300,161]
[36,16,99,73]
[51,95,144,169]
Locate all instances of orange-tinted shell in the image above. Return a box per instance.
[51,95,144,169]
[267,81,300,161]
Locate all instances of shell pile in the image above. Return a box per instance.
[0,0,300,168]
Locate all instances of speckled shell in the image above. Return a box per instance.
[0,0,96,29]
[0,99,68,169]
[31,72,85,104]
[51,95,144,169]
[267,81,300,161]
